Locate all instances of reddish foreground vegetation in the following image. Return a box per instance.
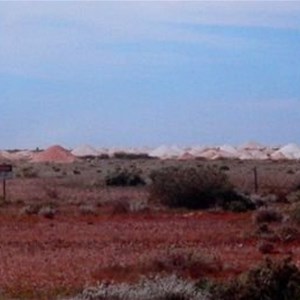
[0,210,299,299]
[0,159,299,298]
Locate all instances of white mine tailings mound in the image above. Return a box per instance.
[32,145,76,163]
[1,141,300,162]
[146,142,300,160]
[272,143,300,160]
[71,145,99,157]
[149,145,184,159]
[0,150,33,161]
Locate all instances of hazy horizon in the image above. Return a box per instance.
[1,1,300,149]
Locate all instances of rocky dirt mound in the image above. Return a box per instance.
[31,145,76,163]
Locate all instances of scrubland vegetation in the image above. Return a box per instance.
[0,158,300,299]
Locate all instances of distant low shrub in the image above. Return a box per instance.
[113,152,151,160]
[287,190,300,203]
[219,165,230,171]
[20,203,42,215]
[38,206,57,219]
[289,203,300,225]
[43,186,59,199]
[277,225,300,243]
[149,166,254,211]
[19,166,38,178]
[79,204,98,216]
[105,167,145,187]
[254,208,283,224]
[210,258,300,300]
[257,241,275,254]
[110,197,131,215]
[73,169,81,175]
[98,154,110,159]
[74,274,209,300]
[148,248,222,278]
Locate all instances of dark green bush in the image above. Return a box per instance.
[290,203,300,225]
[210,258,300,300]
[254,209,283,224]
[105,167,146,187]
[149,166,255,210]
[113,152,151,159]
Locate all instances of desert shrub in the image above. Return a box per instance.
[277,225,300,243]
[73,169,81,175]
[147,248,222,278]
[113,152,151,159]
[20,203,42,215]
[110,197,131,214]
[287,190,300,203]
[43,186,59,199]
[79,204,98,216]
[210,258,300,300]
[289,203,300,225]
[254,223,279,242]
[254,208,283,224]
[225,198,252,212]
[257,241,275,254]
[98,154,110,159]
[149,166,254,210]
[129,199,149,213]
[38,206,57,219]
[105,167,145,187]
[19,166,38,178]
[74,274,209,300]
[219,165,230,171]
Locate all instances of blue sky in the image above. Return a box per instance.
[0,1,300,149]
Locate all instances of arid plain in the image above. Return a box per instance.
[0,145,300,299]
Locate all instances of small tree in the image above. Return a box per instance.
[149,166,254,210]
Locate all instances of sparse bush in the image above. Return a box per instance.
[210,258,300,300]
[129,199,149,213]
[74,274,209,300]
[19,166,38,178]
[277,225,300,243]
[105,167,145,187]
[38,206,57,219]
[149,166,254,210]
[219,165,230,171]
[52,166,61,173]
[254,208,283,224]
[289,203,300,225]
[79,204,98,216]
[98,154,109,159]
[287,190,300,203]
[148,248,222,278]
[110,197,131,214]
[20,203,42,215]
[257,241,275,254]
[113,152,151,159]
[44,186,59,199]
[225,199,250,212]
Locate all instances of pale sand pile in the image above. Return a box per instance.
[71,145,99,157]
[32,145,76,163]
[0,150,34,161]
[149,145,184,159]
[280,143,300,159]
[0,152,9,163]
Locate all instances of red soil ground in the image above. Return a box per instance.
[0,211,299,299]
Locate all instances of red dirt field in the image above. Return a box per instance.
[1,211,300,299]
[0,159,300,299]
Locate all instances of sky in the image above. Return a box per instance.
[0,1,300,149]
